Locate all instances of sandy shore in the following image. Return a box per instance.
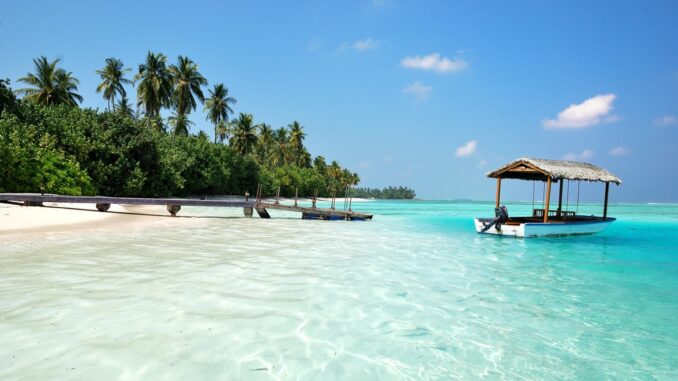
[0,197,374,237]
[0,202,173,237]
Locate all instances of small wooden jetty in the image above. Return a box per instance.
[0,192,373,221]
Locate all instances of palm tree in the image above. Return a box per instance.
[204,83,236,143]
[16,56,83,106]
[327,160,342,191]
[54,70,84,106]
[257,123,273,163]
[271,127,290,166]
[313,155,327,173]
[230,113,258,155]
[169,55,207,116]
[116,95,135,119]
[96,57,132,111]
[298,148,312,168]
[168,112,194,136]
[351,172,361,186]
[215,120,232,143]
[288,121,306,152]
[142,115,166,133]
[135,51,172,120]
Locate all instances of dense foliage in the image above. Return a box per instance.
[0,82,355,197]
[352,186,416,199]
[2,53,416,199]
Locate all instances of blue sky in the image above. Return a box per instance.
[2,0,677,202]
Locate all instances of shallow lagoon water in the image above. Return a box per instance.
[1,201,677,380]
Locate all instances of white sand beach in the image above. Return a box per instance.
[0,202,171,236]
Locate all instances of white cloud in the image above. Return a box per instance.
[401,53,468,73]
[608,146,630,156]
[402,81,432,101]
[354,38,380,51]
[563,149,594,161]
[336,37,380,54]
[455,140,477,157]
[306,38,323,52]
[478,159,488,168]
[654,115,676,127]
[543,94,617,129]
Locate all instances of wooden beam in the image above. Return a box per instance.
[495,177,502,208]
[557,179,564,216]
[603,182,610,220]
[543,177,552,223]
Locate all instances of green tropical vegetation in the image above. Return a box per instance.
[0,53,415,199]
[352,186,416,199]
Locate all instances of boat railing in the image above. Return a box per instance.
[532,209,577,221]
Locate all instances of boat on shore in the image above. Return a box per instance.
[474,158,621,237]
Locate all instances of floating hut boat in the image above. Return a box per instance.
[474,158,621,237]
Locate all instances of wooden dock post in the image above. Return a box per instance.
[294,187,298,207]
[167,204,181,217]
[244,191,253,217]
[96,203,111,212]
[275,186,280,205]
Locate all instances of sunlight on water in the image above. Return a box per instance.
[1,201,677,380]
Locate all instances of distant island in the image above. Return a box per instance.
[352,186,416,200]
[0,53,413,199]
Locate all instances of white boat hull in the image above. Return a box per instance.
[474,217,615,238]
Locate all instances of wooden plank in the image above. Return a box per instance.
[0,193,254,207]
[255,207,271,218]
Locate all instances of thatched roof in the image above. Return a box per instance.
[487,158,622,184]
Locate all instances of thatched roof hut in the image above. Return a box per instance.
[486,158,622,185]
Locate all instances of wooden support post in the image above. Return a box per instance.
[275,186,280,204]
[96,203,111,212]
[557,179,564,217]
[495,177,502,208]
[294,188,298,207]
[243,206,253,217]
[167,204,181,217]
[543,177,552,223]
[603,182,610,220]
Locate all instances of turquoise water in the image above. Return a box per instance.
[1,200,677,379]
